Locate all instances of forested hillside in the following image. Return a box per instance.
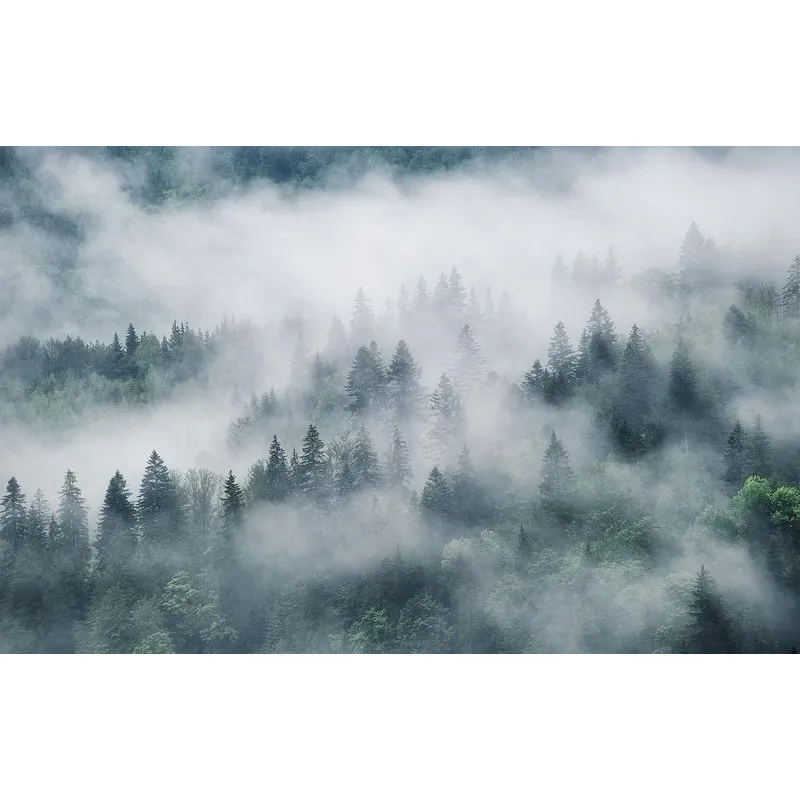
[1,147,799,653]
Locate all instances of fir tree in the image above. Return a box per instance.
[583,300,618,377]
[350,287,376,346]
[414,276,430,312]
[722,419,748,488]
[547,321,576,381]
[26,490,50,553]
[324,315,350,365]
[686,565,738,654]
[387,427,413,491]
[748,414,772,478]
[427,374,467,466]
[298,425,329,502]
[137,451,183,547]
[387,340,423,422]
[420,467,452,518]
[351,426,382,490]
[95,471,137,577]
[221,471,245,539]
[346,343,387,413]
[0,477,27,551]
[57,470,89,564]
[265,435,292,502]
[448,266,467,313]
[668,338,699,415]
[452,323,487,393]
[540,431,574,508]
[522,360,546,403]
[125,323,140,357]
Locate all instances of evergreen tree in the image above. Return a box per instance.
[452,446,487,526]
[57,469,90,571]
[539,431,574,509]
[351,426,382,490]
[452,324,487,393]
[521,360,546,403]
[781,256,800,317]
[265,435,292,502]
[723,304,754,345]
[723,420,748,488]
[95,471,137,578]
[346,343,387,413]
[571,250,590,285]
[350,287,376,346]
[748,414,772,478]
[617,324,657,427]
[137,450,183,546]
[601,246,622,285]
[0,477,27,551]
[108,332,126,380]
[26,490,50,553]
[583,300,618,377]
[420,467,452,518]
[387,340,423,422]
[427,374,467,466]
[289,448,300,495]
[414,276,430,313]
[448,266,467,313]
[387,427,413,491]
[685,565,738,654]
[517,525,532,562]
[298,425,329,502]
[221,471,245,539]
[668,338,699,414]
[324,315,350,365]
[245,459,269,504]
[125,323,140,357]
[547,321,576,380]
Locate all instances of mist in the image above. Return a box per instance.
[2,145,800,653]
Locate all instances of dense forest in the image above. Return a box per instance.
[1,147,799,653]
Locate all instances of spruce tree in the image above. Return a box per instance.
[452,324,486,394]
[95,471,137,578]
[26,490,50,553]
[540,431,574,508]
[350,287,376,346]
[245,459,269,504]
[137,450,182,547]
[125,323,139,357]
[221,471,245,539]
[387,340,423,422]
[346,343,387,413]
[0,477,27,551]
[686,565,738,654]
[722,420,748,488]
[522,360,546,403]
[584,300,618,377]
[748,414,772,478]
[668,338,699,414]
[427,374,466,466]
[420,467,452,518]
[387,427,413,491]
[265,435,291,502]
[298,425,329,502]
[57,470,90,577]
[448,266,467,313]
[547,321,576,380]
[351,426,382,490]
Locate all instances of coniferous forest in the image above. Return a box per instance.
[3,146,800,653]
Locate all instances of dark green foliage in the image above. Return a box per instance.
[427,374,466,465]
[387,427,413,492]
[345,343,387,414]
[387,340,423,421]
[668,338,699,414]
[685,566,738,654]
[723,420,748,489]
[95,471,137,581]
[298,425,329,503]
[420,467,452,518]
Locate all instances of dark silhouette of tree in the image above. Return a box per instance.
[685,565,738,654]
[723,420,748,488]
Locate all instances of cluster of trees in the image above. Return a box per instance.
[4,221,800,652]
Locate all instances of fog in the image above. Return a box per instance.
[2,145,800,653]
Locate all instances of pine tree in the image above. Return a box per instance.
[583,300,618,377]
[265,435,292,502]
[387,426,413,491]
[452,446,486,526]
[108,332,126,380]
[448,266,467,313]
[138,451,183,547]
[420,467,452,518]
[289,448,300,495]
[686,565,738,654]
[540,431,574,507]
[0,477,27,551]
[414,276,430,312]
[522,360,546,403]
[427,374,467,466]
[346,343,387,413]
[618,324,657,426]
[351,426,382,490]
[26,490,50,553]
[350,287,376,347]
[678,222,705,298]
[57,470,90,569]
[781,256,800,317]
[387,340,423,422]
[246,459,269,504]
[221,471,245,539]
[547,321,576,380]
[668,338,699,414]
[748,414,772,478]
[452,324,487,393]
[125,323,139,357]
[95,471,137,577]
[298,425,329,502]
[722,419,748,488]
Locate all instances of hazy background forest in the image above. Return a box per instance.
[3,145,800,653]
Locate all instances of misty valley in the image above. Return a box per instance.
[2,146,800,654]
